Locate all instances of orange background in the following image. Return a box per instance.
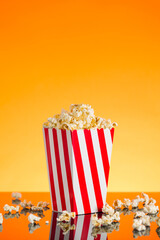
[0,0,160,192]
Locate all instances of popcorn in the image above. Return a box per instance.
[28,223,40,233]
[102,203,115,215]
[31,206,43,212]
[4,212,20,219]
[143,203,159,214]
[45,221,49,225]
[11,192,22,199]
[57,211,76,222]
[91,213,103,227]
[133,227,150,238]
[142,193,156,206]
[37,201,49,209]
[131,195,144,208]
[113,199,123,209]
[141,216,150,226]
[44,104,117,130]
[3,204,19,213]
[112,212,120,222]
[28,214,41,224]
[20,200,33,209]
[123,198,131,208]
[132,219,146,231]
[0,214,3,224]
[134,211,146,218]
[102,215,113,225]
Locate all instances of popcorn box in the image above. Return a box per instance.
[49,212,108,240]
[43,127,114,215]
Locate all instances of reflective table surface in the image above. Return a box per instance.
[0,192,159,239]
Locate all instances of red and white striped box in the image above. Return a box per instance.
[43,127,114,215]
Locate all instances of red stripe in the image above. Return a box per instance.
[84,129,103,212]
[61,130,78,213]
[110,128,115,143]
[71,130,91,214]
[52,128,66,210]
[50,212,58,240]
[80,214,91,240]
[97,129,110,186]
[96,236,101,240]
[44,128,58,211]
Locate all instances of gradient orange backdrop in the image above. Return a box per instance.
[0,0,160,192]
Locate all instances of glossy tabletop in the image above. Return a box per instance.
[0,192,159,240]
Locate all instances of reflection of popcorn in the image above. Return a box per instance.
[91,213,103,227]
[0,214,3,224]
[44,104,117,130]
[133,219,146,231]
[57,222,75,235]
[113,199,123,209]
[28,214,41,224]
[123,198,131,208]
[102,203,115,215]
[28,223,40,233]
[3,204,19,213]
[143,204,159,214]
[12,192,22,199]
[134,211,146,218]
[57,211,76,222]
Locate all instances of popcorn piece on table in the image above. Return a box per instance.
[20,200,33,209]
[112,212,120,222]
[45,221,49,225]
[134,211,146,218]
[113,199,123,209]
[0,214,3,224]
[37,201,49,209]
[123,198,131,208]
[102,203,115,215]
[11,192,22,199]
[133,219,146,231]
[31,206,43,212]
[28,214,41,225]
[57,211,76,222]
[102,215,113,225]
[141,193,156,206]
[3,204,19,213]
[131,195,144,208]
[143,203,159,214]
[141,216,150,227]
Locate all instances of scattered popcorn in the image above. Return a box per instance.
[3,204,19,213]
[11,192,22,199]
[31,206,43,212]
[45,221,49,225]
[57,211,76,222]
[44,104,117,130]
[0,214,3,224]
[57,222,75,235]
[113,200,123,209]
[102,203,114,215]
[123,198,131,208]
[28,214,41,225]
[112,212,120,222]
[134,211,146,218]
[143,203,159,214]
[37,201,49,209]
[131,195,144,208]
[133,219,146,231]
[20,200,33,209]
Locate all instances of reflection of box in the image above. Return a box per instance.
[49,212,108,240]
[43,128,114,215]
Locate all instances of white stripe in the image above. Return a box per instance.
[91,129,107,205]
[77,130,97,213]
[54,215,61,239]
[66,130,84,215]
[103,129,113,164]
[57,129,71,212]
[48,129,62,212]
[100,233,108,240]
[74,215,85,239]
[43,128,53,211]
[87,216,95,240]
